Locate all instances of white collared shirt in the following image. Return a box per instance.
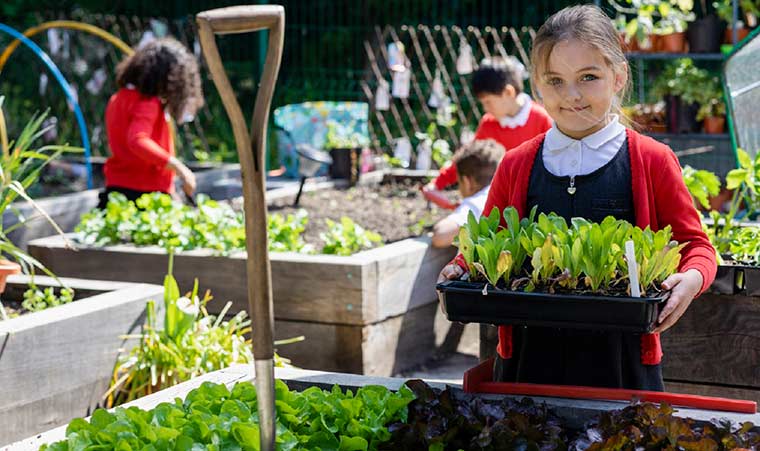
[542,115,626,177]
[498,93,532,129]
[449,185,490,226]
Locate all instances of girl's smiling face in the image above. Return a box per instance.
[535,38,627,139]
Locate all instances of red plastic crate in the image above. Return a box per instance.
[464,358,757,414]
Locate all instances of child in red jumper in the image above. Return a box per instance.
[100,38,203,208]
[438,5,716,390]
[424,57,552,200]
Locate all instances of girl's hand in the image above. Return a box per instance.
[437,263,464,283]
[168,157,196,197]
[653,269,703,334]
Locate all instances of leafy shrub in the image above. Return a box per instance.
[321,216,383,256]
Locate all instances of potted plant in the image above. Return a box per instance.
[0,97,77,298]
[624,102,667,132]
[615,0,695,52]
[653,2,696,52]
[714,0,758,43]
[688,0,725,52]
[696,76,727,133]
[651,58,711,133]
[324,120,369,184]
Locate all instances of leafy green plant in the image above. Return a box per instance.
[695,75,727,122]
[714,0,760,24]
[77,193,314,255]
[613,0,695,47]
[47,379,416,451]
[0,97,79,273]
[457,207,681,295]
[683,165,721,209]
[268,209,313,253]
[321,217,383,256]
[728,225,760,264]
[105,256,295,407]
[651,59,712,106]
[21,283,74,313]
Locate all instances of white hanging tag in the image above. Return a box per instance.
[387,42,406,72]
[39,73,49,96]
[625,240,641,298]
[393,137,412,168]
[375,79,390,111]
[138,30,156,49]
[428,70,444,108]
[47,29,61,56]
[150,19,169,38]
[460,128,475,145]
[392,69,411,99]
[62,31,70,59]
[456,41,474,75]
[86,69,108,95]
[436,96,453,125]
[194,39,202,58]
[66,84,78,112]
[42,116,58,142]
[416,140,432,170]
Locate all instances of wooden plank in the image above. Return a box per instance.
[661,292,760,388]
[29,235,368,324]
[3,189,100,250]
[372,237,456,320]
[30,234,450,326]
[0,280,163,445]
[274,302,479,376]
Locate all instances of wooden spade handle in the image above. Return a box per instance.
[196,6,284,360]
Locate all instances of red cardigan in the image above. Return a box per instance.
[471,129,717,365]
[104,88,175,193]
[433,104,552,190]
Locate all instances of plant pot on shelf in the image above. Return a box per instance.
[703,115,726,134]
[724,27,750,44]
[328,147,362,184]
[665,95,701,134]
[659,31,687,53]
[0,259,21,294]
[687,15,723,53]
[619,33,640,52]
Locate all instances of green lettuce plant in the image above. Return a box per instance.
[320,216,383,256]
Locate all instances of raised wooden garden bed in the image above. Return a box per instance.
[7,364,759,451]
[0,275,163,446]
[27,172,472,376]
[28,234,459,376]
[2,164,247,251]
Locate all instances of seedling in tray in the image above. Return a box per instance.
[457,207,682,297]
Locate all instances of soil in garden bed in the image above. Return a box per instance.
[267,180,457,247]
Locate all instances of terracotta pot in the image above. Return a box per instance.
[660,31,686,53]
[724,27,750,44]
[641,34,660,52]
[619,32,640,52]
[0,259,21,294]
[703,115,726,134]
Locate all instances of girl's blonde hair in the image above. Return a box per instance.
[530,5,631,117]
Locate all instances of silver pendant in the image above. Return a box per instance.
[567,186,576,195]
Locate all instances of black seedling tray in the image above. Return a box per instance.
[437,280,668,333]
[710,265,741,295]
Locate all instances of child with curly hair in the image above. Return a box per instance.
[100,38,203,208]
